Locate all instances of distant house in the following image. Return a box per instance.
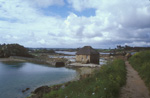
[76,46,99,64]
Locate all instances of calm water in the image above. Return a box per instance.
[49,55,76,62]
[99,52,110,54]
[56,51,76,55]
[0,61,77,98]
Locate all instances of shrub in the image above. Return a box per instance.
[0,43,33,58]
[43,59,126,98]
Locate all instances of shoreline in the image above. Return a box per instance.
[0,56,62,67]
[27,67,99,98]
[0,57,101,98]
[0,58,26,62]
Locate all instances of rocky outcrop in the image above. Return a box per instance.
[28,67,97,98]
[29,82,71,98]
[22,88,30,93]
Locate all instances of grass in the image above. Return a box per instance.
[129,50,150,91]
[43,59,126,98]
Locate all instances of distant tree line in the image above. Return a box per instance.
[0,44,33,58]
[28,48,55,54]
[117,45,150,51]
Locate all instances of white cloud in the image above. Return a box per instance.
[0,0,150,48]
[30,0,65,8]
[0,0,38,23]
[126,41,150,47]
[0,0,65,47]
[38,39,46,44]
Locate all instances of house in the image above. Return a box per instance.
[76,46,99,64]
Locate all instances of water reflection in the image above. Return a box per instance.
[55,51,76,55]
[1,61,24,68]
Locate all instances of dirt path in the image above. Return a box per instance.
[120,61,150,98]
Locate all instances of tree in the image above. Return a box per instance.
[0,44,33,58]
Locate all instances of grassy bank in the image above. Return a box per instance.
[43,59,126,98]
[129,51,150,90]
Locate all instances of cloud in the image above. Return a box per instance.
[0,0,150,48]
[0,0,38,23]
[30,0,65,8]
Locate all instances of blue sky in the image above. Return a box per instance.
[40,3,96,18]
[0,0,150,48]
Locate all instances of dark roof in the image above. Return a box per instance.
[76,46,99,55]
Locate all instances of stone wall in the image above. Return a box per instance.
[10,56,66,67]
[76,54,99,64]
[76,55,90,64]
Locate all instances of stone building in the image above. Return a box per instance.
[76,46,99,64]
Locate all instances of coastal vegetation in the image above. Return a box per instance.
[129,51,150,91]
[42,59,126,98]
[28,48,55,54]
[0,44,33,58]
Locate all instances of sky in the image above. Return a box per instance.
[0,0,150,48]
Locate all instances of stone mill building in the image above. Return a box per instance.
[76,46,99,64]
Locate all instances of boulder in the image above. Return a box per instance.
[22,88,30,93]
[33,86,50,94]
[55,62,65,67]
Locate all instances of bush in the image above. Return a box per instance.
[0,44,33,58]
[43,59,126,98]
[129,51,150,90]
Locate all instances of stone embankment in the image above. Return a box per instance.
[9,56,66,67]
[66,62,101,68]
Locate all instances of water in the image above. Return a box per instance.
[131,52,137,55]
[99,52,110,54]
[56,51,111,55]
[0,61,77,98]
[49,55,76,62]
[55,51,76,55]
[99,58,107,65]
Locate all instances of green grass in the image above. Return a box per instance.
[129,51,150,91]
[43,59,126,98]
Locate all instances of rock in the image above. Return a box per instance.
[33,86,50,94]
[29,82,72,98]
[22,88,30,93]
[22,90,25,93]
[29,86,51,98]
[55,62,65,67]
[26,88,30,91]
[110,56,113,59]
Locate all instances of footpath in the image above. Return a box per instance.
[120,61,150,98]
